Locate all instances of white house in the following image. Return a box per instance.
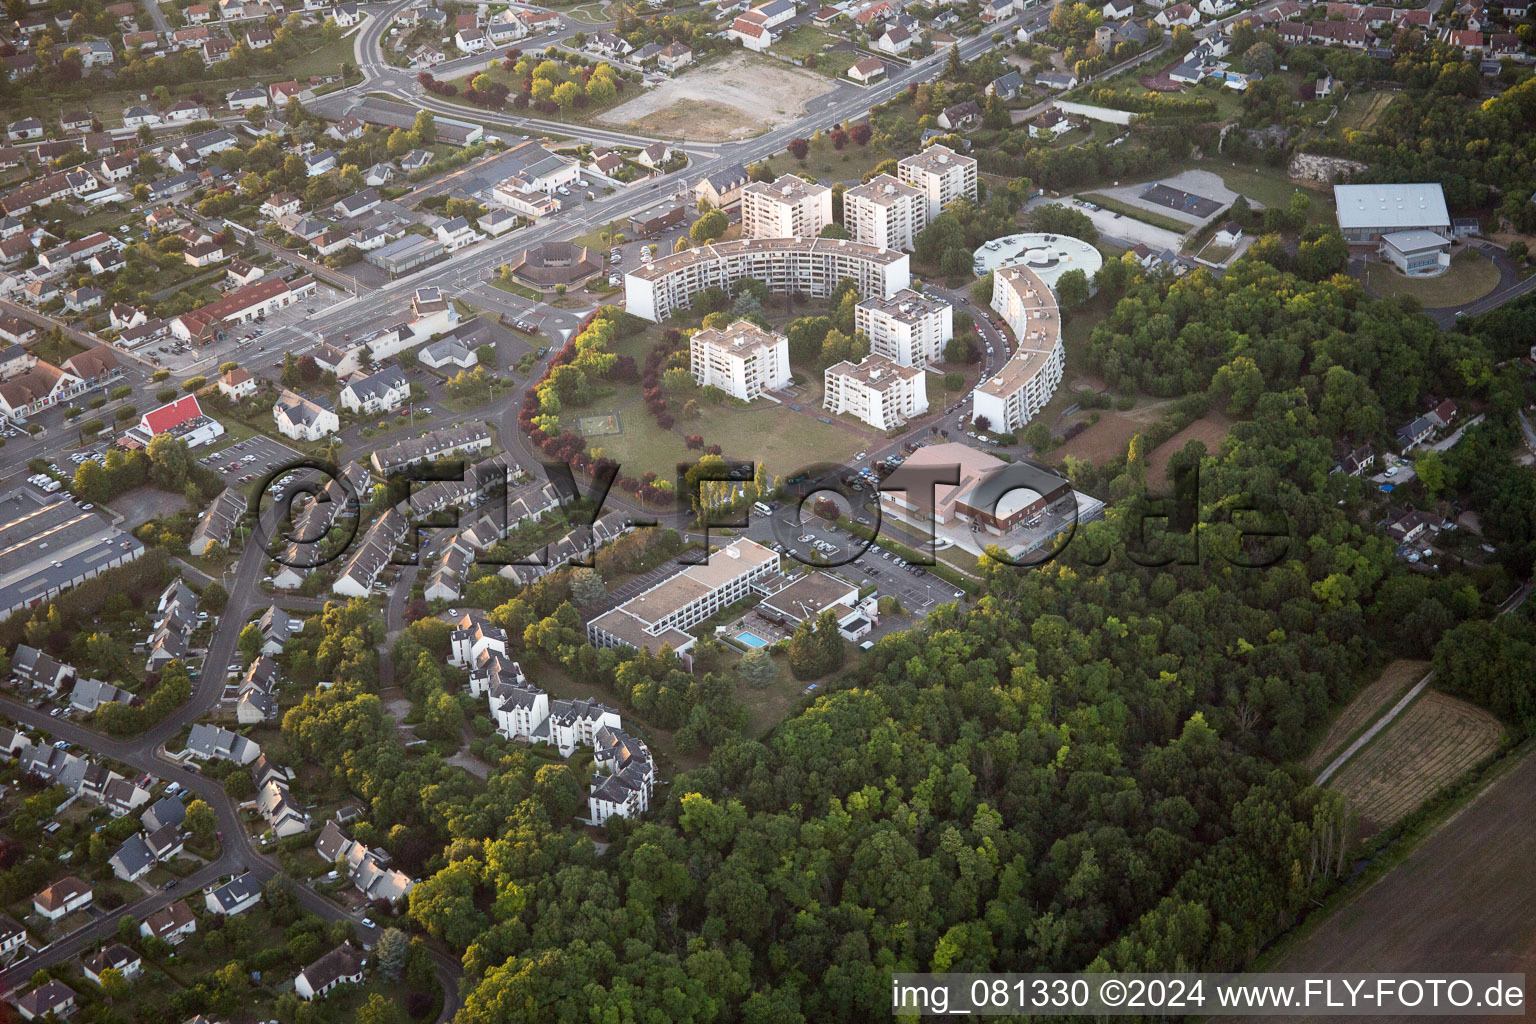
[294,943,365,1000]
[339,365,410,415]
[273,390,339,440]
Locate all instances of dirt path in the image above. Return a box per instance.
[1305,659,1428,771]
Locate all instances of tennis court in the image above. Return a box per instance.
[1140,182,1223,218]
[579,413,622,437]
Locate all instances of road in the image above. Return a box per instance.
[0,531,464,1019]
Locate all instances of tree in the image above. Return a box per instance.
[414,109,436,143]
[238,623,264,663]
[146,433,191,491]
[737,647,778,688]
[98,966,130,1001]
[553,81,583,108]
[1242,41,1276,74]
[1055,268,1090,311]
[185,799,216,843]
[690,208,729,243]
[358,993,406,1024]
[570,568,606,606]
[201,582,228,613]
[374,928,410,982]
[787,137,810,160]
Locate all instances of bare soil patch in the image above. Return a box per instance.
[1305,659,1429,771]
[1144,411,1235,490]
[1328,690,1503,833]
[596,53,834,140]
[1051,411,1141,465]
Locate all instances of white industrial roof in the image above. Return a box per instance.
[1380,229,1450,253]
[1333,183,1449,231]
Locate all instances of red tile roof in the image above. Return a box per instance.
[142,394,204,435]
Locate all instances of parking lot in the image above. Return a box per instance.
[198,434,305,488]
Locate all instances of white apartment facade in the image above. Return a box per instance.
[624,238,910,322]
[741,174,834,240]
[855,289,954,368]
[689,320,790,401]
[974,264,1065,432]
[897,144,979,222]
[587,538,780,655]
[843,174,925,252]
[823,353,928,431]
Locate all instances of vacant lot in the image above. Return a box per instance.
[1337,89,1394,132]
[1363,250,1500,308]
[1265,749,1536,996]
[1328,690,1504,833]
[592,397,866,481]
[1306,659,1429,771]
[1144,411,1235,491]
[597,53,833,140]
[1051,411,1141,466]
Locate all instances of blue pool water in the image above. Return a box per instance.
[736,631,770,648]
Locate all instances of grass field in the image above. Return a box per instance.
[1337,89,1394,132]
[1363,250,1501,308]
[1267,746,1536,986]
[1144,411,1235,491]
[759,133,893,185]
[591,397,866,480]
[1187,159,1334,226]
[1078,193,1193,234]
[1051,411,1140,465]
[1306,659,1429,771]
[1328,690,1504,832]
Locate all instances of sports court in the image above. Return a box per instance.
[579,413,622,437]
[1139,182,1223,218]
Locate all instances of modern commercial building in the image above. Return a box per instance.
[0,491,145,618]
[1378,228,1452,276]
[689,319,790,401]
[1332,182,1450,243]
[881,442,1074,534]
[897,144,978,221]
[169,275,315,345]
[974,264,1064,433]
[843,173,926,252]
[624,237,910,322]
[855,289,953,367]
[741,174,834,240]
[823,353,928,431]
[364,234,444,275]
[587,538,780,656]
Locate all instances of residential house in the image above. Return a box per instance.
[273,390,339,440]
[294,942,366,1000]
[140,901,197,944]
[339,365,409,414]
[33,876,92,920]
[109,834,155,881]
[14,980,76,1021]
[205,871,262,916]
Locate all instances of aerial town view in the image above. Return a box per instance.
[0,0,1532,1018]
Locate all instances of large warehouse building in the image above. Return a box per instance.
[1332,183,1450,244]
[0,490,145,617]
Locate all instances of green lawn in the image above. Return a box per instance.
[1187,159,1334,226]
[759,134,893,185]
[587,393,867,481]
[1362,250,1501,308]
[1337,89,1395,132]
[771,25,859,76]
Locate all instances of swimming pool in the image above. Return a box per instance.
[736,631,770,648]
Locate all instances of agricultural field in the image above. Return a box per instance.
[1327,690,1504,832]
[1305,659,1429,772]
[1269,750,1536,983]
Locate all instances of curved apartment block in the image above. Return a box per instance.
[974,263,1065,433]
[623,237,911,323]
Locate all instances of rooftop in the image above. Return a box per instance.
[1333,182,1450,230]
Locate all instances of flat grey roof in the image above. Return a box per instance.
[1333,183,1450,230]
[0,491,144,615]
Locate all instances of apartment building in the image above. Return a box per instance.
[974,264,1065,432]
[897,144,979,221]
[689,319,790,401]
[855,289,953,368]
[823,353,928,431]
[587,538,780,655]
[741,174,834,239]
[843,174,925,252]
[624,237,910,322]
